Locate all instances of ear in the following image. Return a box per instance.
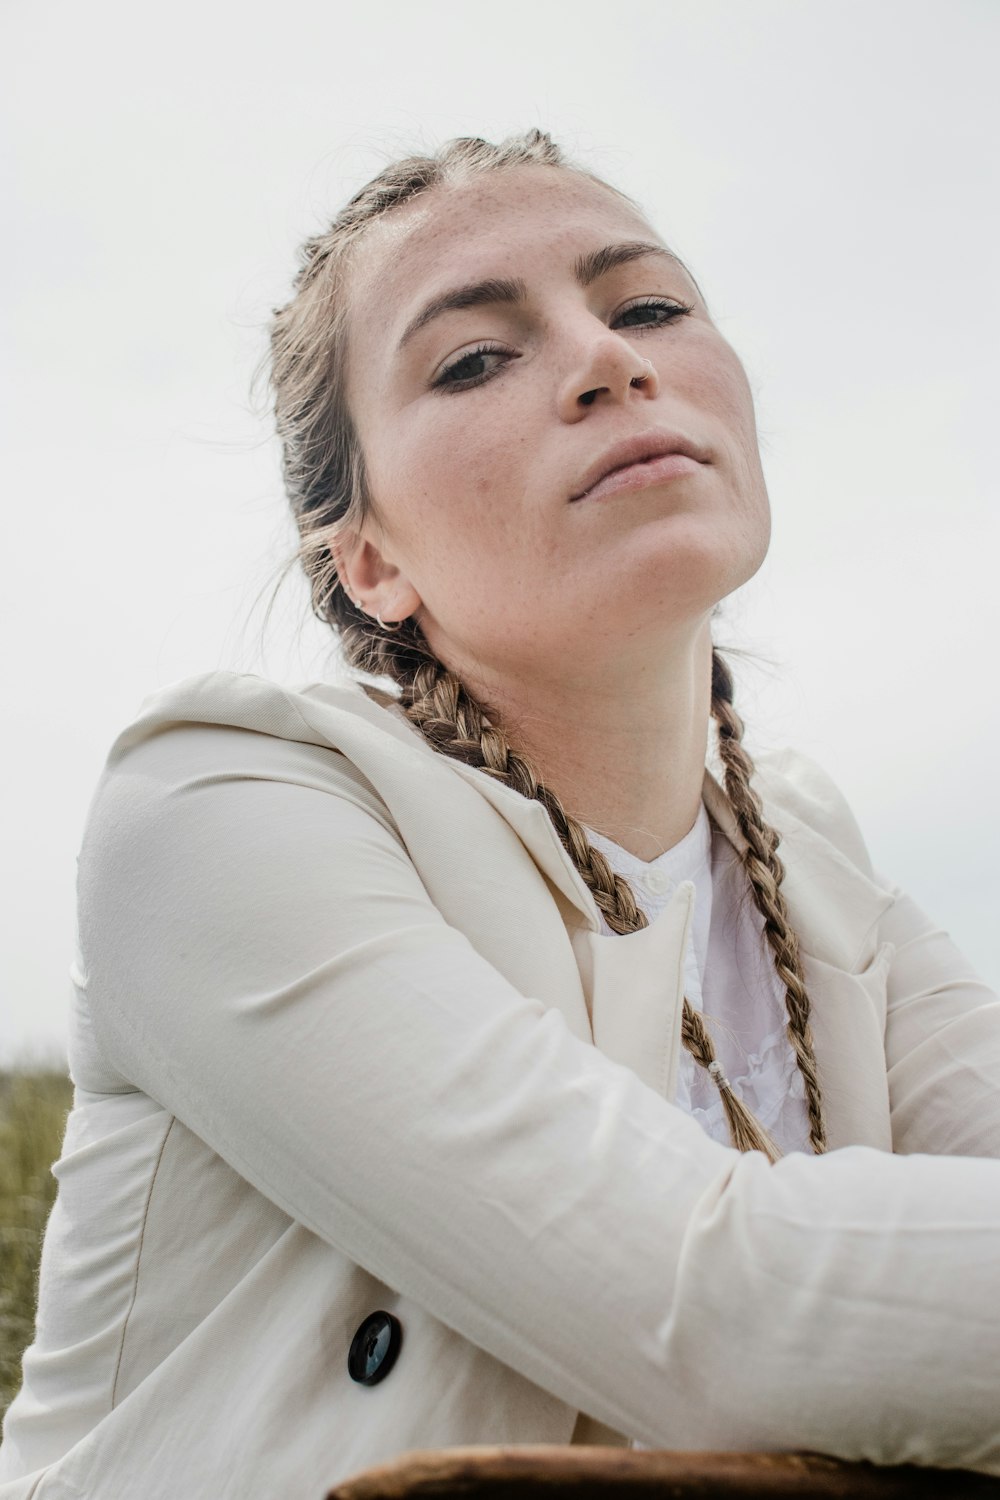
[329,525,423,626]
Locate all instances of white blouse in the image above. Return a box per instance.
[583,804,813,1158]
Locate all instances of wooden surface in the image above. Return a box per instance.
[327,1444,1000,1498]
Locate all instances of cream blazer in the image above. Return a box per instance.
[3,669,1000,1500]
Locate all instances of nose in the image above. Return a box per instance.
[556,329,660,422]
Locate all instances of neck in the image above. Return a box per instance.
[452,618,715,863]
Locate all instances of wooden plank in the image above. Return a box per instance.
[327,1444,1000,1498]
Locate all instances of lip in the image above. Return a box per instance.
[569,429,710,503]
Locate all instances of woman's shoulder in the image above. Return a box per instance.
[81,669,427,849]
[109,667,396,748]
[101,668,426,777]
[749,744,879,882]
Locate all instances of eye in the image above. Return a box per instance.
[432,343,515,394]
[614,296,693,330]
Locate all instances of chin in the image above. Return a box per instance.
[630,511,767,600]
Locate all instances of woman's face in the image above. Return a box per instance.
[341,165,771,685]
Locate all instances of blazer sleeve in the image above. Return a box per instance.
[877,873,1000,1157]
[77,717,1000,1473]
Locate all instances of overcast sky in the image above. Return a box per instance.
[3,0,998,1060]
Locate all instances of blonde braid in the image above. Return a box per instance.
[366,636,782,1162]
[711,650,827,1155]
[385,647,646,931]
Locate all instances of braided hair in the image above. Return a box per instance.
[262,127,826,1160]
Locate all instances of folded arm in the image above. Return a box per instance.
[78,721,1000,1470]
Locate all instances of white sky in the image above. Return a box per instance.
[3,0,998,1059]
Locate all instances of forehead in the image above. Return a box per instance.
[345,165,670,340]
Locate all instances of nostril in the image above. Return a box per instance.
[580,390,597,406]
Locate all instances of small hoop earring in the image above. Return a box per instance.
[376,611,403,633]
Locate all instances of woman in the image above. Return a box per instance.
[2,128,1000,1498]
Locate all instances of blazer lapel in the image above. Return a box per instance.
[146,673,897,1146]
[348,697,898,1146]
[574,886,695,1099]
[293,680,900,1148]
[443,759,603,926]
[703,762,897,1149]
[326,679,604,928]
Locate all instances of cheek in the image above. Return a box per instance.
[382,402,542,558]
[689,341,768,509]
[376,442,534,594]
[686,335,759,444]
[685,335,770,557]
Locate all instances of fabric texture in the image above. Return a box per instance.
[2,668,1000,1500]
[585,805,812,1156]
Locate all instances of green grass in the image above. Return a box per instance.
[0,1069,74,1423]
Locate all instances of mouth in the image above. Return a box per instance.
[569,429,710,503]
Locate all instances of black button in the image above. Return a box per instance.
[348,1311,402,1386]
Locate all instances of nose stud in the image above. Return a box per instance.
[581,356,656,405]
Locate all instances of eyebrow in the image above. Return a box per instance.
[397,240,684,351]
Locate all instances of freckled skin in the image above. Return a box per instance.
[341,167,769,673]
[335,164,772,855]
